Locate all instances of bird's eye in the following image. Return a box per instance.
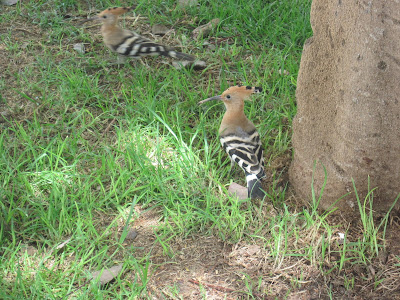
[226,95,231,99]
[102,15,107,18]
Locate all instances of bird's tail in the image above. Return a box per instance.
[246,172,266,199]
[166,50,195,61]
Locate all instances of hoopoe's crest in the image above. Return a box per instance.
[220,85,262,101]
[81,6,135,25]
[96,6,135,24]
[199,85,262,105]
[82,6,196,61]
[99,6,135,17]
[199,85,266,199]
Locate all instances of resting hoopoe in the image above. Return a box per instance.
[82,6,195,61]
[199,85,265,199]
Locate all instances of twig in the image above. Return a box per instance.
[161,288,180,299]
[103,119,116,135]
[208,34,241,45]
[188,279,274,299]
[14,28,35,35]
[126,15,142,28]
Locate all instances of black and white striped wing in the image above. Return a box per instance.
[112,33,195,60]
[111,35,162,58]
[220,129,264,178]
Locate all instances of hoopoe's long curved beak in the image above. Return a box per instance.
[198,95,222,104]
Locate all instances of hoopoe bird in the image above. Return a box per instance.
[199,85,265,199]
[82,6,195,61]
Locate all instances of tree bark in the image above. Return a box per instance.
[290,0,400,216]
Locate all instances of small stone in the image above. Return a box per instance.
[228,182,248,200]
[126,230,138,240]
[92,264,123,285]
[2,0,19,5]
[73,43,85,54]
[337,232,345,244]
[202,41,216,51]
[151,24,170,36]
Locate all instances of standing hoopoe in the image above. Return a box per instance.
[199,85,265,199]
[82,6,195,61]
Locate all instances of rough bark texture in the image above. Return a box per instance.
[290,0,400,216]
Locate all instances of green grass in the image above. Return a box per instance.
[1,0,398,298]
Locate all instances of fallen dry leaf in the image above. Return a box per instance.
[192,18,220,40]
[56,238,72,250]
[91,264,124,285]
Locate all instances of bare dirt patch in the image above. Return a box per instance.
[123,208,399,299]
[124,206,313,299]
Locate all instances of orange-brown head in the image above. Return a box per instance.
[199,85,262,106]
[81,6,136,25]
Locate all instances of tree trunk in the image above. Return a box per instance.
[290,0,400,216]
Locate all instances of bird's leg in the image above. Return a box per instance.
[104,55,128,67]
